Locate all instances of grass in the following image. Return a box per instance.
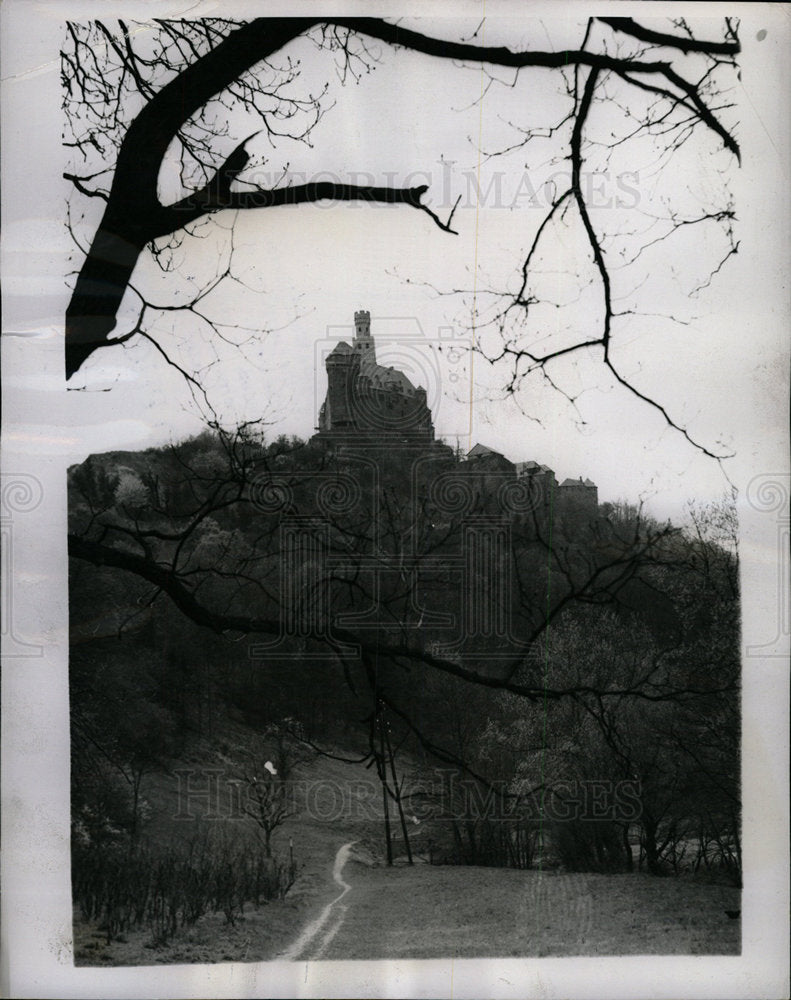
[72,716,740,965]
[76,860,739,964]
[73,723,385,966]
[318,864,741,960]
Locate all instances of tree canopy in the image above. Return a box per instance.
[69,428,740,878]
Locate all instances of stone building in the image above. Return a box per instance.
[516,460,558,496]
[315,310,599,517]
[465,443,515,471]
[557,476,599,516]
[317,311,435,444]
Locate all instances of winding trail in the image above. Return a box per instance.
[280,840,358,961]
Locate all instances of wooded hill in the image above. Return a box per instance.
[68,426,741,951]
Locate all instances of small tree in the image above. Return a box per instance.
[239,720,311,857]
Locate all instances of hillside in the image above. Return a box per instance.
[73,710,388,965]
[73,709,740,965]
[68,429,741,964]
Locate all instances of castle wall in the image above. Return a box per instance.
[322,353,359,431]
[557,483,599,519]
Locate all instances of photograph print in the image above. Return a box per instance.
[4,4,780,990]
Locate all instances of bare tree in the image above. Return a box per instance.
[63,16,740,456]
[239,720,311,857]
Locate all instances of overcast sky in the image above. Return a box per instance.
[3,7,788,531]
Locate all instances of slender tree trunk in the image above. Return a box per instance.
[130,770,143,852]
[451,819,464,865]
[378,716,393,866]
[384,722,413,864]
[731,809,742,887]
[641,814,662,875]
[465,819,478,865]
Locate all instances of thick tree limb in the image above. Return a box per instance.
[174,180,439,217]
[598,17,739,57]
[65,18,317,379]
[570,67,611,351]
[68,532,732,706]
[64,16,740,379]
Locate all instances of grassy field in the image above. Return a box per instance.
[72,722,740,965]
[75,859,740,965]
[318,862,741,959]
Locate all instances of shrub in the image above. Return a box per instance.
[72,833,298,947]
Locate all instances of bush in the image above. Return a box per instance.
[72,833,298,947]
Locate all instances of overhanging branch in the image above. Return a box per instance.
[69,532,733,706]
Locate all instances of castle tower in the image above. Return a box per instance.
[353,309,375,367]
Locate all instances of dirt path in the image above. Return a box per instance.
[279,840,358,961]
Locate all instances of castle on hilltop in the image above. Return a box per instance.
[317,310,436,443]
[316,310,598,516]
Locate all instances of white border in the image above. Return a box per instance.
[2,2,789,997]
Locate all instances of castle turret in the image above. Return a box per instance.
[354,309,370,340]
[353,309,375,366]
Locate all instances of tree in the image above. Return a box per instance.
[239,720,311,858]
[63,16,740,457]
[526,498,740,878]
[71,644,180,846]
[68,429,739,876]
[665,494,741,883]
